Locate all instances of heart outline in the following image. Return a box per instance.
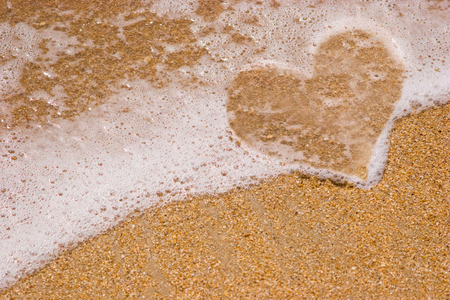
[227,29,405,186]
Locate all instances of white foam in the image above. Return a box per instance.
[0,23,40,99]
[0,0,449,289]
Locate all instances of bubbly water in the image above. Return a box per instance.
[0,0,449,289]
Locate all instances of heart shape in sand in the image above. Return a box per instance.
[227,30,404,180]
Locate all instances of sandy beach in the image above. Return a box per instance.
[0,0,449,298]
[1,103,449,299]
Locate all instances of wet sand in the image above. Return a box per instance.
[1,103,449,299]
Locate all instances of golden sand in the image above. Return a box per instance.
[0,1,449,298]
[1,104,449,299]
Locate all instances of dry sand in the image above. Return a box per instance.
[1,103,449,299]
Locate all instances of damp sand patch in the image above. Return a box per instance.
[227,30,404,181]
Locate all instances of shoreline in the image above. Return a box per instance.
[1,102,449,299]
[0,1,449,298]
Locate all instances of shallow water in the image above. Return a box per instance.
[0,0,449,289]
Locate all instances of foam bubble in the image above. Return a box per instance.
[0,0,449,289]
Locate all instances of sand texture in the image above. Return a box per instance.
[0,0,449,299]
[1,104,449,299]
